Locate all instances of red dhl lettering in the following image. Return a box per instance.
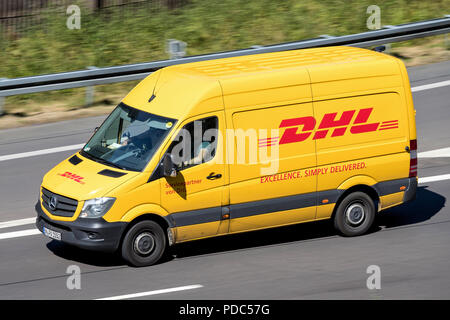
[304,168,328,177]
[58,171,85,184]
[259,108,398,147]
[260,171,302,183]
[260,162,367,183]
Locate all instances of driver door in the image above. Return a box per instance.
[160,111,229,242]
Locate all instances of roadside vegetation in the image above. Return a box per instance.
[0,0,448,128]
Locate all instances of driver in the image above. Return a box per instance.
[183,117,217,166]
[183,139,215,166]
[120,120,152,149]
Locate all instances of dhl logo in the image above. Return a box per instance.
[58,171,85,184]
[259,108,398,147]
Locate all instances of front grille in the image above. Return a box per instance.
[41,187,78,217]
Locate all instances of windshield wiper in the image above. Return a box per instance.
[81,150,129,171]
[99,159,128,171]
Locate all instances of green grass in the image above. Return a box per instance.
[0,0,448,108]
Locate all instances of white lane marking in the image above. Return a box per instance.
[411,80,450,92]
[5,144,446,162]
[0,144,84,162]
[96,284,204,300]
[419,174,450,184]
[0,172,448,240]
[418,147,450,158]
[0,81,447,163]
[0,217,36,229]
[0,228,40,240]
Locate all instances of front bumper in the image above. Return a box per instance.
[35,202,127,252]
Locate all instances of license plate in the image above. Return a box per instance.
[43,226,61,241]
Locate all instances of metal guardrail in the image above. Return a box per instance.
[0,15,449,104]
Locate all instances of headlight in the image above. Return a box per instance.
[79,197,115,219]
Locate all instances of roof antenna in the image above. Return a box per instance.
[148,93,156,103]
[148,67,165,102]
[148,73,159,103]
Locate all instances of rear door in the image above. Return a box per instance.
[313,93,410,216]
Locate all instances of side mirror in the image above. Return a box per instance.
[162,153,177,178]
[94,127,99,132]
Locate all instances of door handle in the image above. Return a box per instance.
[207,172,222,180]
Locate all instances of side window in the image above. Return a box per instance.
[166,116,218,170]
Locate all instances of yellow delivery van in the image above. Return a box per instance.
[36,46,418,266]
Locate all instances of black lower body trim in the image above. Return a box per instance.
[230,190,343,219]
[170,206,222,227]
[403,177,418,203]
[373,177,410,196]
[170,177,415,228]
[170,189,343,227]
[373,177,416,199]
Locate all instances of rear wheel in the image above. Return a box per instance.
[121,220,166,267]
[333,191,376,237]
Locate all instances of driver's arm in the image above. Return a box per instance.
[183,142,212,166]
[120,130,131,146]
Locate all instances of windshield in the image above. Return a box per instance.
[81,103,176,172]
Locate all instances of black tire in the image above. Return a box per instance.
[333,191,376,237]
[121,220,166,267]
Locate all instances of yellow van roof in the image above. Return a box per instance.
[174,46,390,78]
[122,46,401,119]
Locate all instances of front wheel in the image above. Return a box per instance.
[333,192,376,237]
[121,220,167,267]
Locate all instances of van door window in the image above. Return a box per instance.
[167,116,218,171]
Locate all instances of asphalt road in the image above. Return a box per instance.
[0,61,449,299]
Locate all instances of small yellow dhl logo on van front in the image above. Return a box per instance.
[259,107,398,147]
[58,171,85,184]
